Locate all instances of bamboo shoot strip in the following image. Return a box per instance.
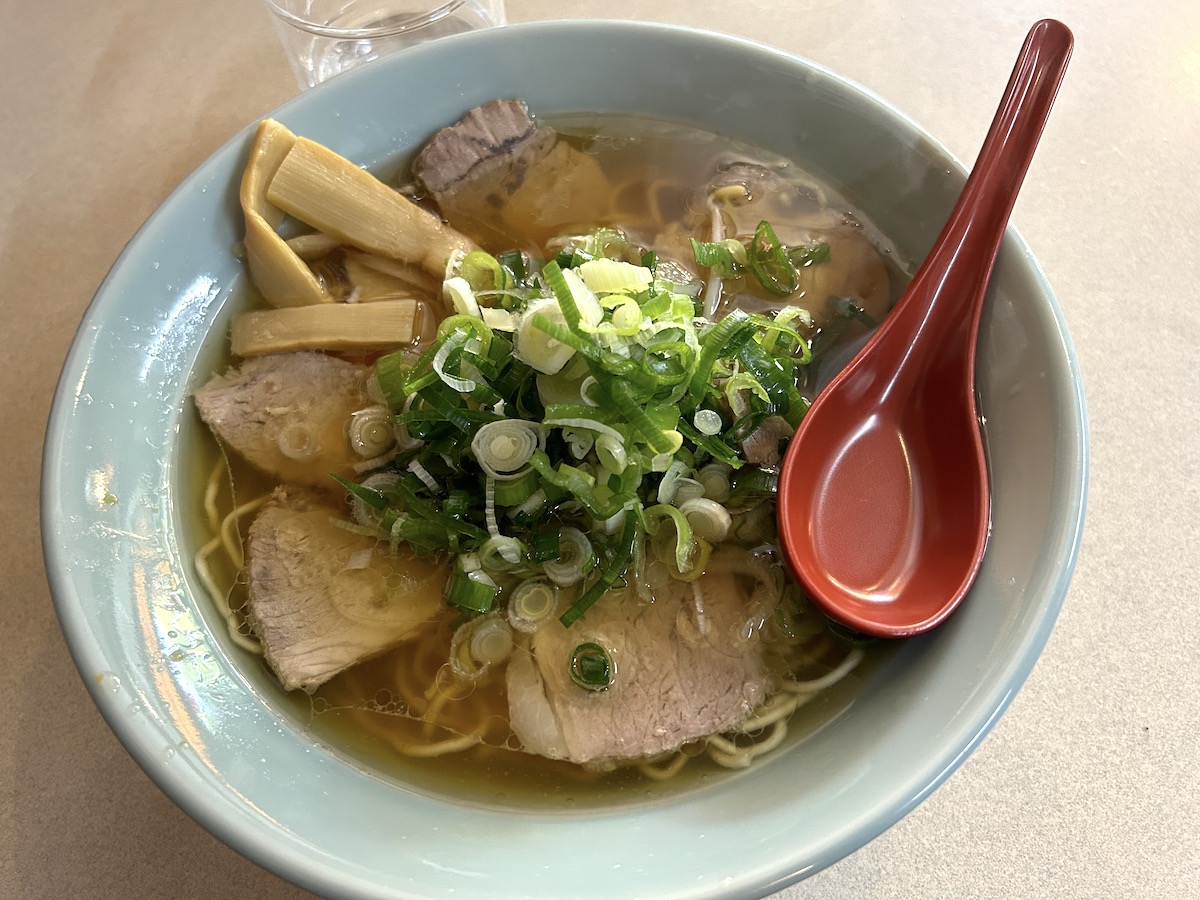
[338,252,438,303]
[231,299,423,356]
[266,136,479,278]
[240,120,332,308]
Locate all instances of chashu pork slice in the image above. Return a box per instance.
[194,351,372,491]
[245,486,446,692]
[411,98,608,248]
[506,550,773,764]
[412,98,556,196]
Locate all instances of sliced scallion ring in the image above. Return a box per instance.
[347,405,396,458]
[569,642,614,691]
[478,535,526,572]
[461,250,513,293]
[471,420,542,479]
[697,462,733,503]
[595,434,627,473]
[449,614,513,679]
[692,408,723,436]
[644,503,694,574]
[678,497,733,542]
[514,296,575,374]
[542,527,594,587]
[507,578,559,633]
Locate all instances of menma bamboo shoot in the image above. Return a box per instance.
[231,299,429,356]
[266,136,478,278]
[240,120,332,308]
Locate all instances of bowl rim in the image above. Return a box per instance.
[41,18,1088,899]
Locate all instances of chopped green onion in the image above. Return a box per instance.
[332,474,389,511]
[509,489,549,527]
[690,237,746,275]
[684,308,756,409]
[443,276,482,317]
[496,249,529,286]
[595,434,627,473]
[514,297,576,375]
[470,616,514,664]
[471,420,541,478]
[446,562,499,614]
[569,642,614,691]
[638,287,673,320]
[481,307,518,332]
[443,489,475,522]
[347,406,397,459]
[559,509,639,627]
[656,459,691,505]
[478,535,526,572]
[696,462,733,503]
[608,382,679,455]
[507,577,559,633]
[677,419,745,469]
[678,497,733,542]
[748,219,799,296]
[530,529,561,563]
[672,477,706,505]
[786,240,831,269]
[373,350,410,411]
[543,527,594,587]
[692,407,723,436]
[527,450,633,519]
[727,466,780,509]
[406,458,439,492]
[334,225,825,627]
[543,261,603,331]
[737,339,808,427]
[643,503,694,574]
[542,403,626,446]
[461,251,513,293]
[577,258,653,295]
[561,426,595,459]
[492,470,539,507]
[449,613,513,679]
[757,305,814,357]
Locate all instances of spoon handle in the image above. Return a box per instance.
[910,19,1073,339]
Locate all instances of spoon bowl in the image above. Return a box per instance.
[778,19,1074,637]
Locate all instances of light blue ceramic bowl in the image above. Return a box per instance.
[41,20,1086,899]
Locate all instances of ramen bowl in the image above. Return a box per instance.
[42,20,1086,899]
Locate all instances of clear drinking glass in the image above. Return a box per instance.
[263,0,507,88]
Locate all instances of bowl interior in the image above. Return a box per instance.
[42,20,1086,900]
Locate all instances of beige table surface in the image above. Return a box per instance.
[3,0,1198,897]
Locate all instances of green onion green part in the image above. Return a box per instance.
[569,642,614,691]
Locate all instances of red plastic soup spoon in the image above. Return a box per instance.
[777,19,1073,637]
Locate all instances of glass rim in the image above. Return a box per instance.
[263,0,470,38]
